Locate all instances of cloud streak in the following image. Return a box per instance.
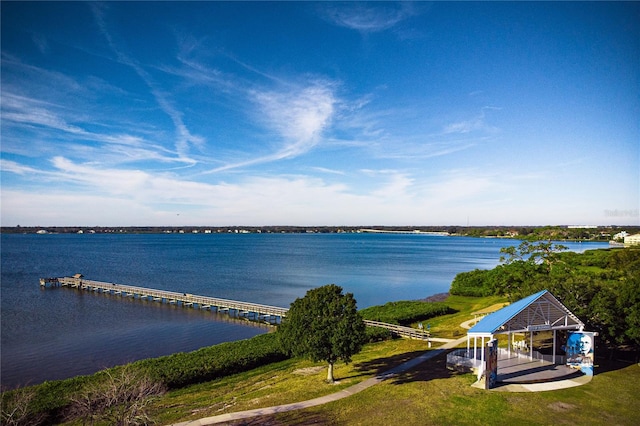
[443,107,501,135]
[90,2,201,164]
[206,81,337,173]
[321,2,418,33]
[1,92,189,166]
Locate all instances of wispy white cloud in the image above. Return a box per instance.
[253,83,336,152]
[0,160,412,226]
[310,166,347,176]
[443,107,501,135]
[0,159,44,176]
[90,2,202,164]
[2,92,138,145]
[1,154,608,227]
[29,33,50,55]
[321,2,418,33]
[207,81,337,173]
[1,53,88,97]
[1,92,187,165]
[327,96,487,162]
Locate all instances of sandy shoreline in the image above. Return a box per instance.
[420,292,450,302]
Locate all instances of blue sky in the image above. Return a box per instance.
[2,1,638,227]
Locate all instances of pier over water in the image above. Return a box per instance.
[40,275,431,341]
[40,275,288,324]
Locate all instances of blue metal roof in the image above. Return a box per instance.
[468,289,549,335]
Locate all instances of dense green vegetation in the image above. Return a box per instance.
[359,301,455,325]
[1,333,289,425]
[451,245,640,348]
[458,225,627,240]
[137,332,288,389]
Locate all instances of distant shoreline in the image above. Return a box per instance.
[0,225,630,243]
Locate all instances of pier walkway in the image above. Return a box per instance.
[40,275,288,324]
[39,276,432,341]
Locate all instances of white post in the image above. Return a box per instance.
[530,332,534,359]
[474,336,477,360]
[553,329,557,364]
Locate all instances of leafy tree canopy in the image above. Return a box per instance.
[278,284,366,383]
[499,240,568,268]
[450,247,640,349]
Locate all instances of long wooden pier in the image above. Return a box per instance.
[40,275,288,324]
[40,275,432,341]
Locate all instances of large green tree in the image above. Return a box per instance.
[278,284,366,383]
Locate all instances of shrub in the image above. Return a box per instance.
[1,333,289,425]
[359,301,454,326]
[365,326,394,342]
[450,269,494,297]
[137,332,289,389]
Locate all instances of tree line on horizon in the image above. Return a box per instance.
[2,225,636,240]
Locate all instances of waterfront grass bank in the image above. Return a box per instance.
[3,293,639,425]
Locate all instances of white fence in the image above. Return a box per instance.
[447,347,567,381]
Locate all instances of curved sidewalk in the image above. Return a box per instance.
[171,337,465,426]
[484,373,592,392]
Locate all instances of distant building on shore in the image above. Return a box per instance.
[624,234,640,246]
[613,231,629,240]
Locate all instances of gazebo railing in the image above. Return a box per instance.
[502,347,566,364]
[446,348,482,373]
[447,347,567,381]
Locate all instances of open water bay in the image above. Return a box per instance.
[0,232,608,388]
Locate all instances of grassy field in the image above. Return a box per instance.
[147,339,431,425]
[130,294,640,426]
[260,356,640,426]
[413,295,508,338]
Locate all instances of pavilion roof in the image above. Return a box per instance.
[467,289,584,336]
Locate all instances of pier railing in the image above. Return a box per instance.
[40,276,288,324]
[41,276,432,340]
[364,320,430,341]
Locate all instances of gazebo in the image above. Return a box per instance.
[449,289,586,384]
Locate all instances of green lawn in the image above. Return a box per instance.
[414,295,508,338]
[62,294,640,425]
[233,354,640,426]
[148,339,431,425]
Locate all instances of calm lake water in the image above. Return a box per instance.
[0,233,608,388]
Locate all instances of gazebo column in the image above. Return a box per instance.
[530,331,533,359]
[473,336,477,361]
[552,329,557,364]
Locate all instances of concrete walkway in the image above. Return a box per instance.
[479,373,592,392]
[171,337,467,426]
[459,317,479,330]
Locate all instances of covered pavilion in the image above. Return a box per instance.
[456,290,585,382]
